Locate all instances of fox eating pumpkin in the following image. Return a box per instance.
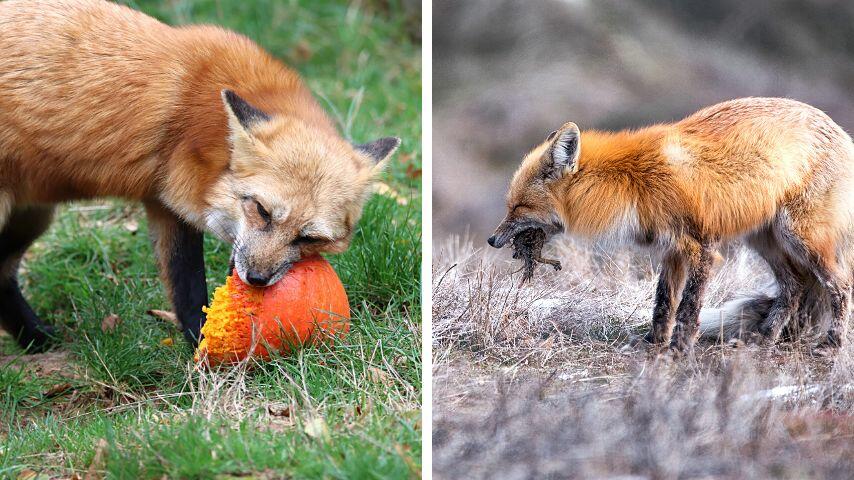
[0,0,398,350]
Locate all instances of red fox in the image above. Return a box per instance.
[489,97,853,355]
[0,0,399,350]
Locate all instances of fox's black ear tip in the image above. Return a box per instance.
[355,136,402,163]
[376,137,401,151]
[221,89,271,127]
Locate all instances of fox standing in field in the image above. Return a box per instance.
[489,97,854,355]
[0,0,400,350]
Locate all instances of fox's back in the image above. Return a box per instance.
[667,98,853,237]
[0,0,180,157]
[0,0,308,202]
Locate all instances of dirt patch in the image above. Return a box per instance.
[0,350,74,377]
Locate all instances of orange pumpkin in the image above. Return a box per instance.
[195,255,350,365]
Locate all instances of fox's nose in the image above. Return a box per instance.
[245,271,270,287]
[487,235,498,248]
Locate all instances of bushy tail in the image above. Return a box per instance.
[698,295,775,340]
[699,278,838,341]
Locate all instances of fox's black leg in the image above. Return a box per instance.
[669,240,714,354]
[145,202,208,346]
[645,251,687,344]
[0,206,56,351]
[747,228,802,343]
[774,211,850,351]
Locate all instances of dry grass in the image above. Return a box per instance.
[432,237,854,479]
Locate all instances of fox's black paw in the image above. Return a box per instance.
[18,324,57,353]
[642,330,655,344]
[622,333,650,352]
[813,332,842,357]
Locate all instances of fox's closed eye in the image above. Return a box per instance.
[294,235,326,245]
[511,204,531,214]
[255,201,271,223]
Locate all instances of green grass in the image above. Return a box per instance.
[0,1,421,478]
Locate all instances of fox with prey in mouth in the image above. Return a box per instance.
[489,97,853,355]
[0,0,399,350]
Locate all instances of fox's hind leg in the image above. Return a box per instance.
[0,205,56,351]
[747,228,802,343]
[776,210,850,350]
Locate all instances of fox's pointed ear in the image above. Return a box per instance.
[355,137,401,171]
[222,89,271,131]
[221,89,271,147]
[544,122,580,181]
[221,90,272,170]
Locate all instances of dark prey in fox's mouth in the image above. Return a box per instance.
[510,228,562,283]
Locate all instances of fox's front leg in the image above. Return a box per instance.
[645,251,687,344]
[145,202,208,346]
[669,239,714,353]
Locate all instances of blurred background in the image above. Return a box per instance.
[433,0,854,242]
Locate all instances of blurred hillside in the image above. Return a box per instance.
[433,0,854,240]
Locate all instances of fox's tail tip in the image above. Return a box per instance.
[697,294,775,340]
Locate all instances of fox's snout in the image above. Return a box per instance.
[488,216,564,249]
[243,266,287,287]
[487,222,514,249]
[233,245,297,288]
[239,261,292,287]
[488,218,523,249]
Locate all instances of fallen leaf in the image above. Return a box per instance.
[146,309,180,328]
[395,443,420,478]
[160,337,174,346]
[16,470,40,480]
[367,366,393,386]
[405,162,422,179]
[293,40,313,62]
[44,382,72,398]
[373,182,409,205]
[267,403,291,417]
[100,314,121,333]
[303,417,329,440]
[355,398,373,417]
